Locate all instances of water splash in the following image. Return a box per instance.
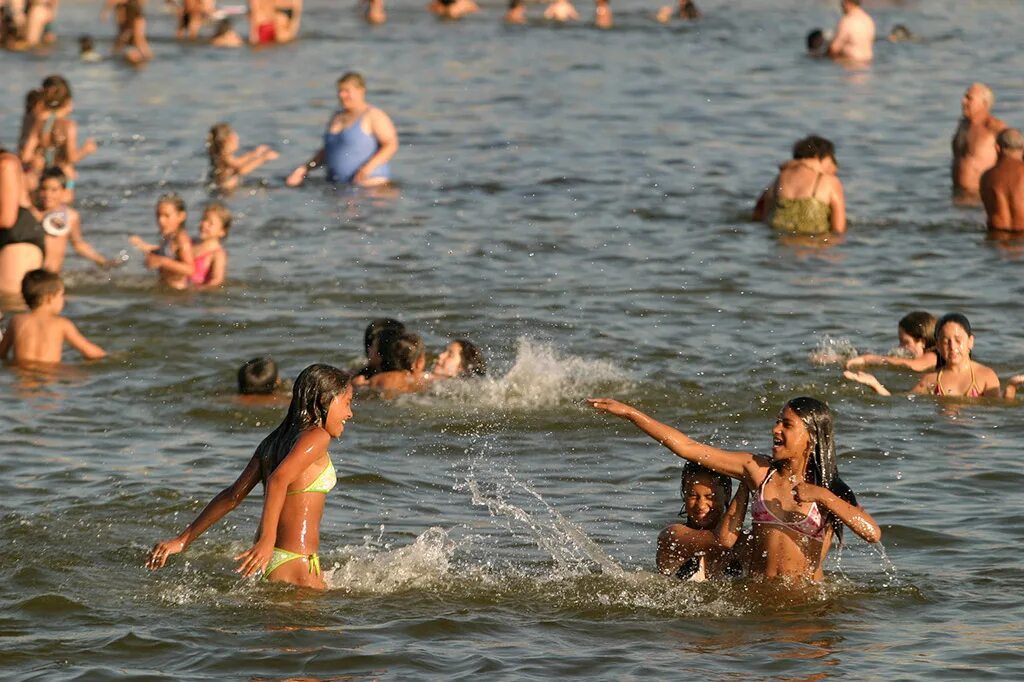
[808,335,859,366]
[324,526,457,594]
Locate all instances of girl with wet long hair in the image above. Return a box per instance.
[147,364,354,589]
[588,395,880,581]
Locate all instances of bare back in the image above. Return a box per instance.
[980,157,1024,231]
[953,116,1005,195]
[5,312,71,364]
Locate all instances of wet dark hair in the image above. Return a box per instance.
[364,317,405,355]
[213,18,234,38]
[678,462,732,522]
[934,313,973,370]
[238,357,279,395]
[384,332,426,372]
[40,75,71,110]
[79,35,95,52]
[782,397,858,542]
[22,269,63,309]
[254,364,352,485]
[41,166,68,187]
[157,192,186,214]
[898,311,936,352]
[680,0,700,19]
[793,135,836,164]
[806,29,825,52]
[453,338,486,377]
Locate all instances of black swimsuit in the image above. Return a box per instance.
[0,206,46,256]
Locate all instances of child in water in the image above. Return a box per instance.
[190,202,230,288]
[129,193,194,290]
[845,311,938,373]
[544,0,578,22]
[846,313,1001,398]
[239,357,281,394]
[431,338,486,379]
[79,35,103,62]
[19,75,98,195]
[36,167,112,273]
[504,0,526,25]
[365,331,429,398]
[113,0,153,64]
[354,317,405,382]
[588,396,880,582]
[657,0,700,24]
[207,123,278,191]
[209,18,244,47]
[147,364,354,589]
[0,269,106,365]
[364,0,386,25]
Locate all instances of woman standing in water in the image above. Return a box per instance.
[588,396,880,581]
[147,365,353,589]
[753,135,847,235]
[286,72,398,188]
[0,145,44,305]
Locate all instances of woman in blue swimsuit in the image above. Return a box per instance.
[146,364,354,589]
[287,72,398,188]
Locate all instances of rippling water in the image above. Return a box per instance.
[3,0,1024,679]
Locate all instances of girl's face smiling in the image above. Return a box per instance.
[898,328,926,358]
[199,211,226,240]
[684,474,723,530]
[937,322,973,367]
[432,342,463,378]
[324,386,354,438]
[772,407,810,462]
[156,202,186,235]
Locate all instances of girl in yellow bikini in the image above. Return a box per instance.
[845,313,1001,398]
[146,364,353,589]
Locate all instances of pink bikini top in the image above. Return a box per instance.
[750,469,827,541]
[191,247,223,285]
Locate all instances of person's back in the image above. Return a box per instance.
[366,331,428,398]
[544,0,578,22]
[829,0,874,63]
[981,129,1024,231]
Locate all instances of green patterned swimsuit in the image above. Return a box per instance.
[768,172,832,235]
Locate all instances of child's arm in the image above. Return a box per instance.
[232,146,278,177]
[286,146,326,186]
[63,120,97,165]
[62,318,106,360]
[147,232,194,276]
[234,428,329,577]
[587,398,764,483]
[0,320,14,360]
[848,351,936,373]
[794,482,881,543]
[715,482,749,549]
[134,17,153,59]
[68,211,110,268]
[843,370,892,396]
[129,235,158,253]
[198,249,227,289]
[146,453,263,569]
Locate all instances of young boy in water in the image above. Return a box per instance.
[36,168,111,273]
[0,269,106,364]
[366,331,429,398]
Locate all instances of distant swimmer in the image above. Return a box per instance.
[364,331,429,398]
[207,122,279,192]
[980,129,1024,232]
[249,0,302,44]
[431,338,486,379]
[428,0,479,20]
[147,364,354,589]
[827,0,874,63]
[504,0,526,24]
[594,0,612,29]
[287,72,398,188]
[589,396,881,581]
[544,0,579,22]
[753,135,847,235]
[209,18,245,48]
[805,29,830,57]
[364,0,386,25]
[887,24,915,42]
[845,311,938,374]
[113,0,153,64]
[129,193,194,291]
[237,356,289,405]
[952,83,1007,201]
[656,0,699,24]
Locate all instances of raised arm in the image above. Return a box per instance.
[234,427,329,577]
[846,351,936,373]
[64,120,97,165]
[587,398,763,482]
[794,482,881,543]
[63,319,106,360]
[232,145,278,177]
[146,453,263,569]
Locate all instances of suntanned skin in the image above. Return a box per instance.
[952,84,1007,200]
[36,176,110,272]
[980,138,1024,232]
[366,354,428,398]
[0,150,44,300]
[0,285,106,364]
[827,0,875,63]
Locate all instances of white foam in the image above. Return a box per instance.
[808,334,859,366]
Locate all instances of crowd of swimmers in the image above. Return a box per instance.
[4,2,1024,593]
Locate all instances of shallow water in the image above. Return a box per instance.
[2,0,1024,679]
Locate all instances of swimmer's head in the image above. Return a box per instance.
[841,0,860,9]
[679,462,730,530]
[22,269,64,310]
[155,193,187,235]
[888,24,912,42]
[680,0,699,19]
[38,168,68,210]
[78,35,95,53]
[238,357,280,394]
[433,338,487,378]
[207,123,237,162]
[997,128,1024,153]
[793,135,837,167]
[897,311,936,356]
[200,202,232,241]
[385,332,427,372]
[364,317,405,356]
[508,0,523,7]
[806,29,826,53]
[40,74,72,111]
[213,18,234,38]
[962,83,994,117]
[934,313,974,369]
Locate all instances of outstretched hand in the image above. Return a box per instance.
[844,370,881,390]
[586,398,636,419]
[146,536,186,570]
[285,166,307,187]
[234,541,273,578]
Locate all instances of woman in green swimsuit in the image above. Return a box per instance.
[753,135,847,235]
[146,364,353,589]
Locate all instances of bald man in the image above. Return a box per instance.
[980,128,1024,232]
[952,83,1007,200]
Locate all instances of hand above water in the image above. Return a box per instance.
[285,166,306,187]
[234,540,273,578]
[586,398,637,419]
[146,536,186,570]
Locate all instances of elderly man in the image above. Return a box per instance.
[828,0,875,63]
[980,128,1024,232]
[952,83,1007,201]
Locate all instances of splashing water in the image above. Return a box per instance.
[808,335,859,366]
[324,526,457,594]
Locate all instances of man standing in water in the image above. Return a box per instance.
[827,0,875,63]
[952,83,1007,201]
[980,128,1024,232]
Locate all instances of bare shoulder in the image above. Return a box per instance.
[988,116,1008,133]
[975,362,1000,384]
[294,425,331,450]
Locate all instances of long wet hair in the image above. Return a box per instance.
[453,338,486,377]
[782,396,858,542]
[933,313,973,370]
[206,123,233,170]
[898,311,936,353]
[254,364,351,486]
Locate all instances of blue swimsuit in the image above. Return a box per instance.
[324,112,390,185]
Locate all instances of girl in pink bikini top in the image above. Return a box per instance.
[751,469,827,541]
[191,202,230,288]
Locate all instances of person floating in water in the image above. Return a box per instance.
[504,0,526,24]
[147,364,354,589]
[845,311,938,373]
[952,83,1007,203]
[286,72,398,188]
[980,128,1024,233]
[656,0,699,24]
[753,135,847,236]
[845,313,1001,398]
[430,338,486,379]
[588,396,880,581]
[828,0,874,63]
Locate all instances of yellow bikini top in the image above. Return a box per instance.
[287,457,337,495]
